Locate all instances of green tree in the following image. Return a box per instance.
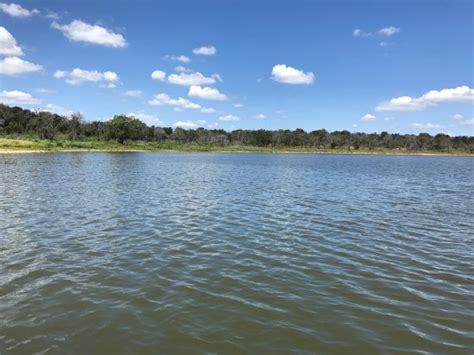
[105,115,146,144]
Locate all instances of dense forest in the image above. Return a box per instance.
[0,104,472,152]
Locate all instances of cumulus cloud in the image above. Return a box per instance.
[0,2,39,17]
[233,103,243,108]
[271,64,314,85]
[0,56,42,75]
[149,93,201,110]
[167,72,218,86]
[219,114,240,121]
[53,68,120,86]
[377,26,401,36]
[188,85,228,101]
[376,86,474,111]
[410,122,442,129]
[361,113,376,121]
[255,113,266,120]
[192,45,217,56]
[128,112,164,126]
[0,27,23,56]
[163,54,190,63]
[51,20,127,48]
[0,90,40,105]
[151,70,166,81]
[124,90,143,98]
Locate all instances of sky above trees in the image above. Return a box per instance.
[0,0,472,135]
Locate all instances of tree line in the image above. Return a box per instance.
[0,104,472,152]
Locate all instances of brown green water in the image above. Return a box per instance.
[1,153,473,353]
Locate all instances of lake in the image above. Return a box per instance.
[0,153,473,353]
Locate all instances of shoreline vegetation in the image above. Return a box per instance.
[0,104,473,155]
[0,138,472,156]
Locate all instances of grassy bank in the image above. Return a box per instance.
[0,137,471,155]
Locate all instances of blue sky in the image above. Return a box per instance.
[0,0,472,135]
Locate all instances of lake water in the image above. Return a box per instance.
[1,153,473,353]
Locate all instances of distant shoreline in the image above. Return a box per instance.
[0,139,471,157]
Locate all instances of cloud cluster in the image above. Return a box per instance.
[376,86,474,111]
[0,90,40,105]
[0,2,39,17]
[54,68,120,87]
[52,20,127,48]
[188,85,228,100]
[148,93,201,109]
[0,56,42,75]
[193,46,216,56]
[150,70,223,87]
[271,64,314,85]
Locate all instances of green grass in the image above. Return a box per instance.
[0,137,471,155]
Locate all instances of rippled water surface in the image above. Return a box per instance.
[1,153,473,353]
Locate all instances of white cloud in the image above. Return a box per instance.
[0,27,23,56]
[361,113,376,121]
[174,65,192,73]
[255,113,266,120]
[167,72,217,86]
[51,20,127,48]
[450,113,464,120]
[0,90,40,105]
[377,26,400,36]
[379,41,388,47]
[410,122,442,129]
[219,114,240,121]
[173,120,198,129]
[124,90,143,98]
[196,120,206,125]
[188,85,228,101]
[354,26,400,38]
[193,45,216,56]
[353,29,370,37]
[201,107,216,113]
[233,103,243,108]
[271,64,314,85]
[376,86,474,111]
[208,122,219,129]
[151,70,166,81]
[0,2,38,17]
[0,56,42,75]
[53,68,119,86]
[163,54,190,63]
[149,93,201,110]
[128,112,164,126]
[41,103,73,116]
